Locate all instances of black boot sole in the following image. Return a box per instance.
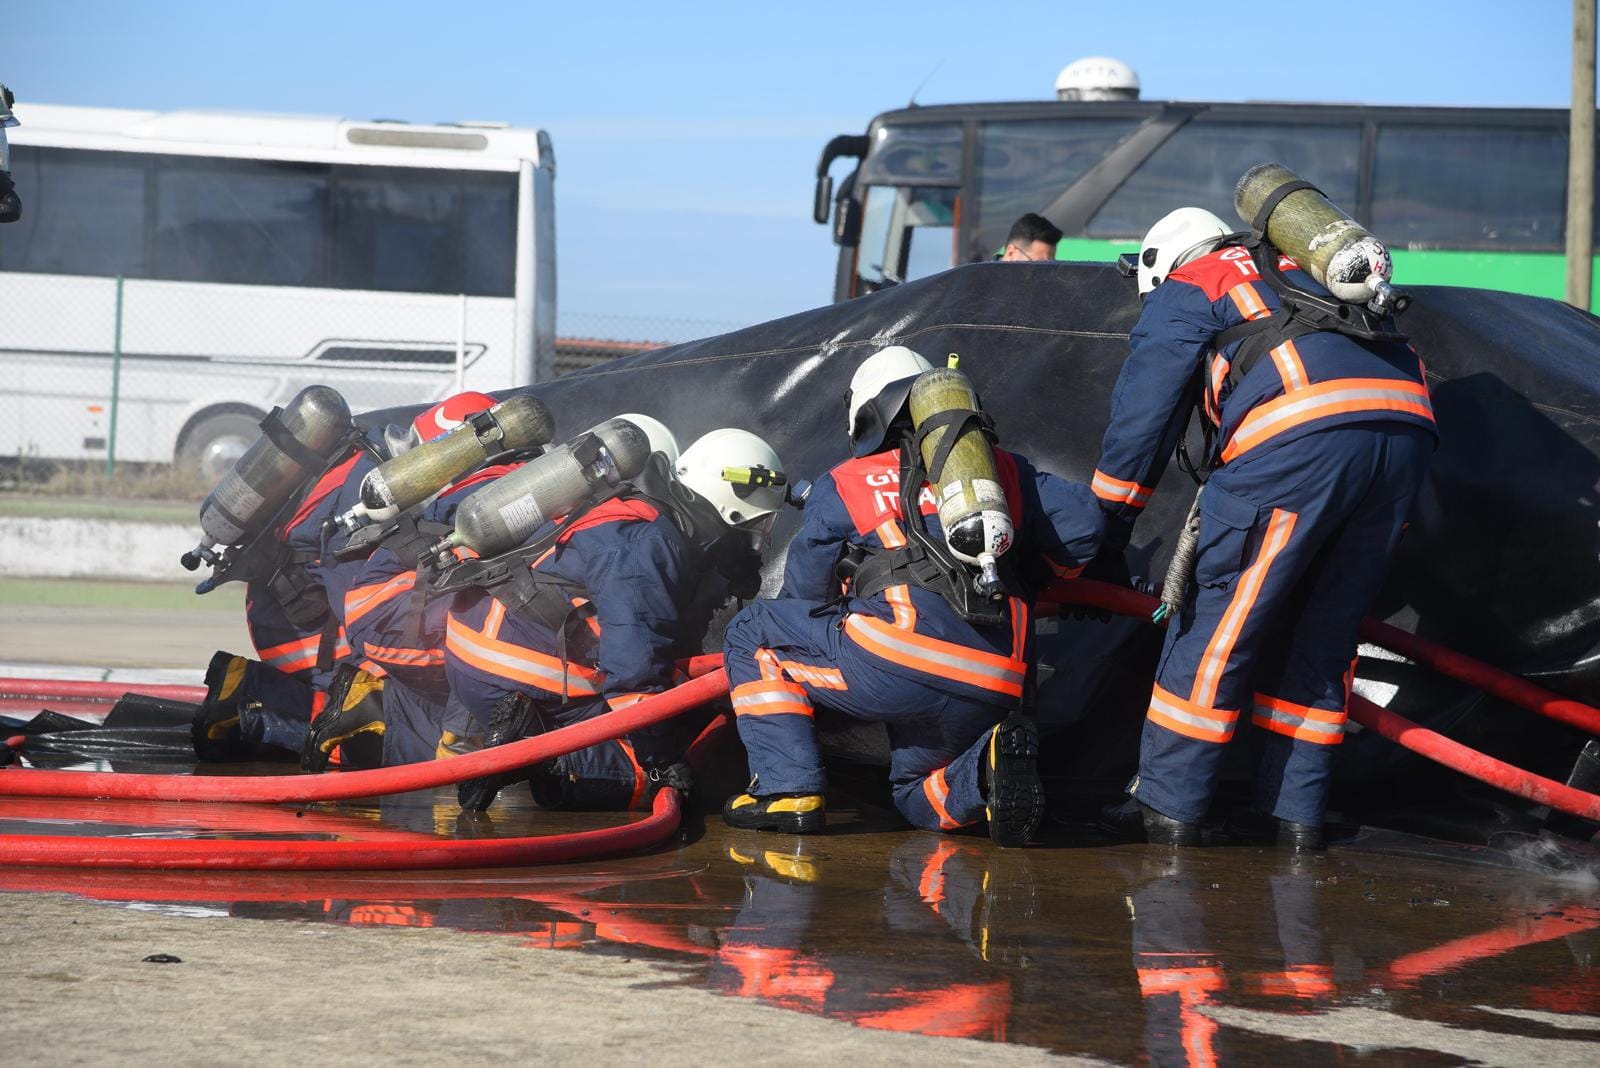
[988,714,1044,848]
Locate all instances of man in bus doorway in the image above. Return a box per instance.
[1092,207,1436,850]
[996,213,1062,262]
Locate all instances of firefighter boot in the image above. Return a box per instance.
[1099,797,1202,846]
[457,692,553,811]
[985,712,1045,848]
[301,665,386,772]
[191,652,254,763]
[723,780,826,834]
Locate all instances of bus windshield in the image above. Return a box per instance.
[819,100,1598,308]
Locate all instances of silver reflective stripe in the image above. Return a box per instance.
[1253,705,1344,737]
[1240,385,1432,441]
[845,616,1023,684]
[447,628,596,695]
[732,688,805,710]
[1150,693,1237,736]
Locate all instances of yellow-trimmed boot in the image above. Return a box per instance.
[723,784,825,834]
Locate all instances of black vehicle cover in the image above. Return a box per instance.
[366,262,1600,781]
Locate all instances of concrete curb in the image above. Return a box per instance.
[0,516,201,582]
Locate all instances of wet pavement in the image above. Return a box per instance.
[2,778,1598,1064]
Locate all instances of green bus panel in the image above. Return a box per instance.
[1051,238,1600,311]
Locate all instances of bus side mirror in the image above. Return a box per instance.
[834,196,861,247]
[813,175,833,225]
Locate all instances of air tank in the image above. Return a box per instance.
[186,386,351,562]
[1234,162,1395,305]
[446,417,651,558]
[907,364,1013,599]
[333,394,555,531]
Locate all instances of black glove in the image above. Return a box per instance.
[646,759,696,799]
[1067,546,1134,623]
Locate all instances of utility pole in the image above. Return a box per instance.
[1566,0,1596,311]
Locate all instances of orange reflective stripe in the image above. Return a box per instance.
[917,840,962,905]
[1009,596,1028,659]
[921,766,965,830]
[776,660,848,691]
[443,614,600,696]
[1043,556,1085,580]
[1091,468,1155,508]
[484,598,508,639]
[1136,965,1226,996]
[884,583,917,629]
[1226,282,1269,322]
[1192,507,1297,708]
[730,679,814,718]
[755,647,784,682]
[1251,693,1346,745]
[1268,339,1309,393]
[362,643,444,668]
[844,614,1026,698]
[877,518,907,549]
[1250,964,1335,998]
[1147,683,1239,744]
[345,572,416,626]
[257,635,320,673]
[617,738,649,809]
[1221,377,1434,463]
[1205,353,1230,423]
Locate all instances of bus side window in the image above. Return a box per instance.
[154,156,328,287]
[853,184,957,294]
[1371,125,1567,250]
[0,146,148,278]
[973,117,1140,256]
[1083,120,1361,240]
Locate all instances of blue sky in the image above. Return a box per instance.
[4,1,1591,336]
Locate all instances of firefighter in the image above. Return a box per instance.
[719,346,1103,845]
[300,400,641,770]
[191,391,495,762]
[1093,207,1436,849]
[442,426,781,811]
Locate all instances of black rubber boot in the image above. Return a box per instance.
[1277,820,1325,853]
[1099,797,1202,846]
[457,692,552,811]
[191,651,252,763]
[985,713,1044,848]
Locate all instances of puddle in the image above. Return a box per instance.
[2,783,1598,1062]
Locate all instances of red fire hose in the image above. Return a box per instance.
[1042,578,1600,822]
[0,670,728,802]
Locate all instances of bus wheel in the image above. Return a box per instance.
[178,411,263,484]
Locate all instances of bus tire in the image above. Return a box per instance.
[177,410,264,484]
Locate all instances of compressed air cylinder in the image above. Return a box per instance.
[338,394,555,530]
[194,386,351,550]
[1234,162,1394,303]
[448,417,651,558]
[907,368,1014,597]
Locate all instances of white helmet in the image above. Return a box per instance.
[1055,56,1140,102]
[846,345,933,457]
[1138,207,1232,295]
[615,413,680,466]
[675,428,786,528]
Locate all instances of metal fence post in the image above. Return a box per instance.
[106,275,124,476]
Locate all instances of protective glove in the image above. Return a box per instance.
[1066,546,1135,623]
[646,759,696,800]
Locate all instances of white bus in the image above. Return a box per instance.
[0,104,556,478]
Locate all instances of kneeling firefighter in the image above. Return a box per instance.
[193,390,550,763]
[1092,167,1436,850]
[295,394,564,770]
[441,424,782,812]
[720,347,1103,845]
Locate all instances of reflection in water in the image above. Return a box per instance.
[0,793,1597,1062]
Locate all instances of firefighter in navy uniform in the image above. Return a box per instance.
[1093,208,1436,849]
[442,426,783,812]
[720,347,1103,845]
[192,391,496,763]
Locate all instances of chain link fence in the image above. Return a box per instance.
[0,274,751,491]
